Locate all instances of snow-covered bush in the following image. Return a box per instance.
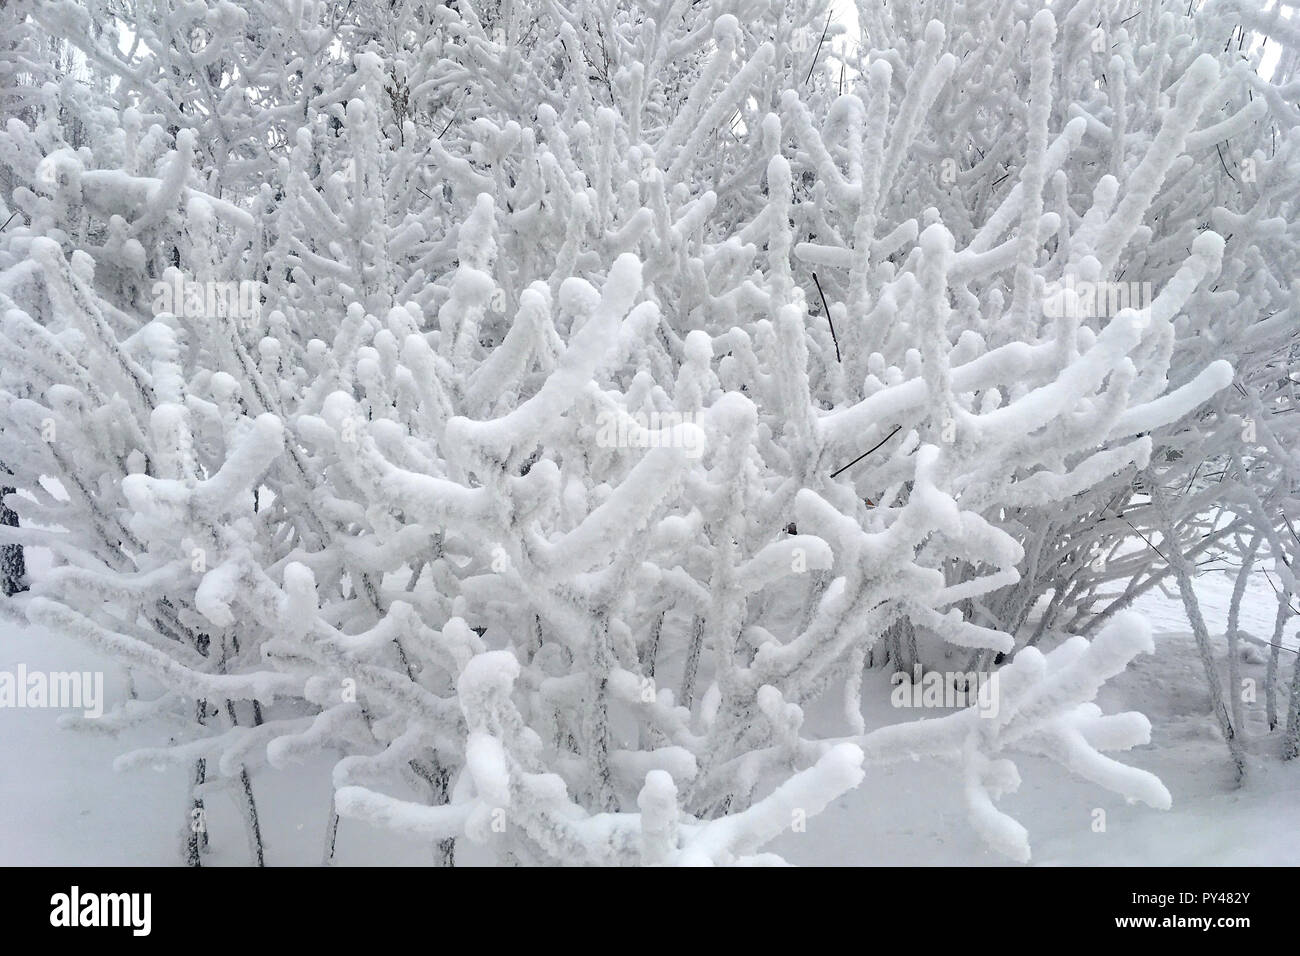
[1,0,1297,864]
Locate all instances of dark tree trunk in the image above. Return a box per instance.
[0,485,27,596]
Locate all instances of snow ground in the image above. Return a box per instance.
[2,555,1297,866]
[773,572,1300,866]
